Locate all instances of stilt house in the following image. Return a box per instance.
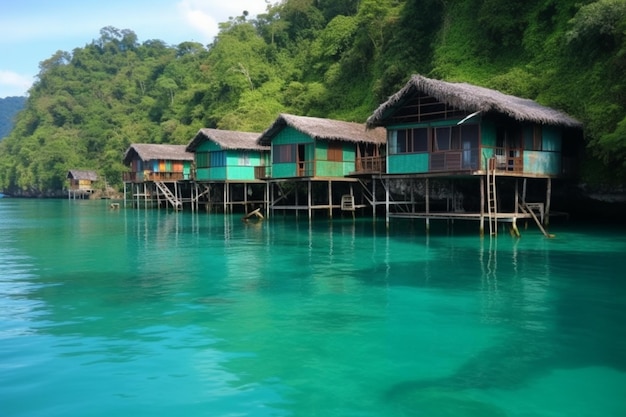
[366,75,583,236]
[186,128,269,212]
[67,170,98,199]
[122,144,194,210]
[257,113,386,218]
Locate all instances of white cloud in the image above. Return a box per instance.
[0,70,32,98]
[177,1,220,41]
[176,0,269,42]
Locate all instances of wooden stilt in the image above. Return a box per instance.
[385,178,390,228]
[425,178,430,233]
[372,178,377,220]
[327,180,331,219]
[545,178,552,227]
[512,180,521,237]
[479,177,485,236]
[310,180,314,220]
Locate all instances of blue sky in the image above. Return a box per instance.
[0,0,269,98]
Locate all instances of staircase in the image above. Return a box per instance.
[486,157,498,236]
[154,181,182,210]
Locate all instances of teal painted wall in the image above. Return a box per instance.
[272,163,297,178]
[524,151,561,175]
[542,125,562,152]
[193,140,266,181]
[481,120,497,147]
[315,140,356,176]
[388,153,429,174]
[270,127,311,178]
[273,127,314,145]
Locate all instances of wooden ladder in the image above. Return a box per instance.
[486,157,498,236]
[154,181,182,210]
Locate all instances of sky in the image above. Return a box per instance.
[0,0,270,98]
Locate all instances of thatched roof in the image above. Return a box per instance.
[366,74,582,128]
[258,113,386,146]
[67,170,98,181]
[123,144,194,165]
[186,128,268,152]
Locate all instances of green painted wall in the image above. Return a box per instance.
[272,163,297,178]
[388,153,429,174]
[542,125,562,152]
[273,127,314,145]
[524,151,561,175]
[480,120,497,147]
[193,140,266,181]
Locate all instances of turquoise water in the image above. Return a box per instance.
[1,199,625,417]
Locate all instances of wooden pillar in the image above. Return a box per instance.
[425,178,430,233]
[123,183,127,208]
[244,183,248,213]
[512,180,520,237]
[268,182,274,217]
[372,177,377,220]
[223,183,228,214]
[265,181,270,218]
[295,182,299,219]
[410,179,415,213]
[310,180,314,220]
[479,177,485,236]
[385,178,390,227]
[327,180,331,219]
[545,178,552,226]
[522,178,527,203]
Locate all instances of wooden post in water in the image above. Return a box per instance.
[385,178,390,228]
[307,179,312,221]
[479,177,485,236]
[327,180,331,219]
[425,178,430,233]
[512,180,520,237]
[372,178,377,220]
[545,178,552,226]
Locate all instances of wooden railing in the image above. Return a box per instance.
[490,147,523,172]
[355,156,386,173]
[430,148,480,171]
[255,165,271,179]
[297,160,315,177]
[123,171,188,182]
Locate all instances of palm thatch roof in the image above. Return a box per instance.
[366,74,582,128]
[186,128,268,152]
[67,170,98,181]
[123,144,194,165]
[258,113,386,146]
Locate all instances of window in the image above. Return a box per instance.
[239,151,250,166]
[389,128,428,154]
[273,144,296,163]
[197,153,205,168]
[434,126,462,151]
[210,151,226,167]
[327,141,343,162]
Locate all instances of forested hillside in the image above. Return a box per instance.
[0,0,624,195]
[0,96,26,140]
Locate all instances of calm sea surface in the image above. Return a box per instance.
[1,198,625,417]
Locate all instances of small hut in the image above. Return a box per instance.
[186,128,269,212]
[67,170,98,199]
[366,74,583,235]
[122,144,194,210]
[257,113,386,218]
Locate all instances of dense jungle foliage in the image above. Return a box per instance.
[0,0,624,194]
[0,96,26,140]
